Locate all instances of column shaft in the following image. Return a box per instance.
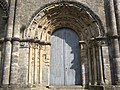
[2,0,16,85]
[110,0,120,84]
[2,41,12,84]
[34,44,38,84]
[28,44,32,84]
[114,0,120,34]
[93,46,97,85]
[10,41,20,84]
[98,45,104,84]
[88,48,92,85]
[40,46,43,84]
[9,0,21,84]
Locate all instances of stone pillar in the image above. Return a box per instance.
[88,48,92,85]
[9,1,20,83]
[37,45,41,84]
[0,43,4,85]
[81,56,86,86]
[2,0,16,85]
[0,45,2,85]
[40,46,43,84]
[92,46,97,85]
[2,41,12,85]
[18,42,29,85]
[114,0,120,35]
[42,45,50,85]
[102,45,111,84]
[34,44,38,84]
[10,40,20,84]
[98,44,104,85]
[109,0,120,84]
[89,48,94,85]
[9,0,20,84]
[28,43,32,84]
[46,45,50,85]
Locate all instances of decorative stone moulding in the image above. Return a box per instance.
[25,1,105,44]
[0,0,8,16]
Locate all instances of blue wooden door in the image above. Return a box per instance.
[50,28,81,86]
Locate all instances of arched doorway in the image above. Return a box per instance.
[50,28,81,86]
[24,0,105,87]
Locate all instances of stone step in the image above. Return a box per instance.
[0,86,88,90]
[49,86,87,90]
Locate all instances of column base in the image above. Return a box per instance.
[0,84,49,90]
[113,57,120,85]
[89,85,120,90]
[0,85,86,90]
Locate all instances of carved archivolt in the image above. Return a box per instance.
[24,1,104,44]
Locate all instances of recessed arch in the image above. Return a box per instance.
[25,0,105,44]
[22,1,106,86]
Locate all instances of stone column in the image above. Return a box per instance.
[10,40,20,84]
[34,44,38,84]
[102,45,111,84]
[109,0,120,84]
[2,0,16,85]
[88,48,92,85]
[46,45,50,86]
[2,41,12,85]
[9,0,21,84]
[40,46,43,84]
[28,43,32,84]
[92,46,97,85]
[114,0,120,35]
[42,45,50,85]
[18,42,29,85]
[98,43,104,85]
[81,57,86,86]
[0,45,2,85]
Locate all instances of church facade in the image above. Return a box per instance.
[0,0,120,90]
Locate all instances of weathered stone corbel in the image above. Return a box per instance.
[4,37,11,41]
[11,37,20,42]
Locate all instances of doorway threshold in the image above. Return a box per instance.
[47,85,85,90]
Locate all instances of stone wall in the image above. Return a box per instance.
[0,7,6,39]
[1,0,120,90]
[3,0,108,87]
[17,0,106,31]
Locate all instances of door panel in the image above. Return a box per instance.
[64,29,81,85]
[50,30,65,85]
[50,28,81,86]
